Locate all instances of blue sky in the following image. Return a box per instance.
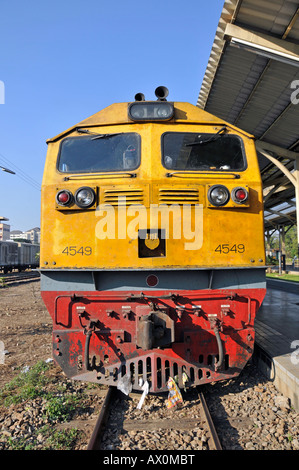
[0,0,223,231]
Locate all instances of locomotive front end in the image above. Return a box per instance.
[40,88,266,392]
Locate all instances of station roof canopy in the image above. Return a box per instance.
[197,0,299,232]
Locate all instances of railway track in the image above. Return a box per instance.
[87,385,222,451]
[1,271,40,285]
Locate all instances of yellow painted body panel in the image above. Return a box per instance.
[41,102,265,270]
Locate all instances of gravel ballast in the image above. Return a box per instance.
[1,361,299,450]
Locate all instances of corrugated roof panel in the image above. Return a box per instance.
[287,14,299,40]
[205,46,265,120]
[198,0,299,110]
[197,0,299,229]
[261,104,299,147]
[236,0,299,38]
[235,59,299,136]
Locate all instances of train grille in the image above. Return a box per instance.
[103,188,144,206]
[95,352,230,392]
[159,188,199,205]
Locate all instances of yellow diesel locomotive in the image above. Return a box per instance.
[40,87,266,392]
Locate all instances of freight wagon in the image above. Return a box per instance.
[0,240,39,273]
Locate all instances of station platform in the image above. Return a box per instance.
[253,278,299,411]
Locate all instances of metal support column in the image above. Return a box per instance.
[295,156,299,257]
[257,146,298,258]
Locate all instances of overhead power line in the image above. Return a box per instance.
[0,152,41,191]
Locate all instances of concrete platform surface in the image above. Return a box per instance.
[254,279,299,410]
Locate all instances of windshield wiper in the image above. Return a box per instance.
[76,128,123,140]
[185,126,227,147]
[166,171,240,179]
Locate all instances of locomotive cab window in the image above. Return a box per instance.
[162,132,246,171]
[58,133,141,173]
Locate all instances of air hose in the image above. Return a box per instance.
[214,327,224,370]
[84,329,93,371]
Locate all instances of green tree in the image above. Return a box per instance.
[285,225,298,258]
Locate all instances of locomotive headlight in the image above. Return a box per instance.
[74,187,96,208]
[231,187,248,204]
[208,185,230,206]
[157,106,171,118]
[56,189,73,206]
[128,102,174,121]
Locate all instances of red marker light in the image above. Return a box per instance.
[56,190,72,206]
[235,189,246,201]
[58,192,70,203]
[232,187,248,204]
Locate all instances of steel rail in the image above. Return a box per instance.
[1,272,40,284]
[87,386,114,450]
[87,385,222,451]
[198,390,222,450]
